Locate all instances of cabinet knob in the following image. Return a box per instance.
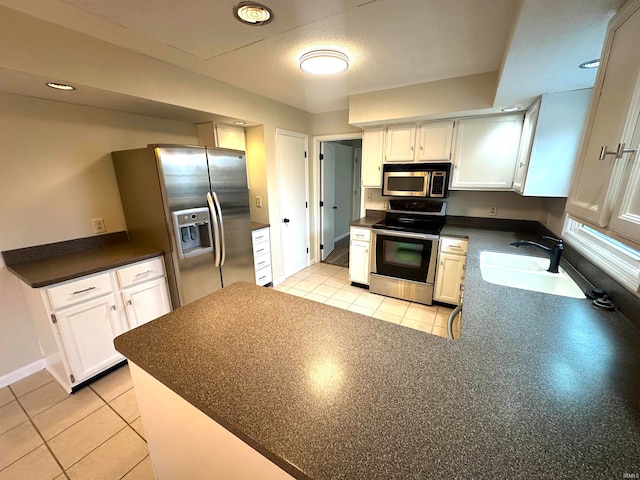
[111,305,116,311]
[127,300,132,306]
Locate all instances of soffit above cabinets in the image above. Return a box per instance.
[0,0,625,117]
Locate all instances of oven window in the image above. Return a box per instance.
[376,235,433,282]
[387,176,425,192]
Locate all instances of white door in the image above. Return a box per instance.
[321,142,336,260]
[277,129,309,278]
[122,277,172,329]
[56,293,127,383]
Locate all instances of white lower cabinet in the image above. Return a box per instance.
[22,256,171,392]
[434,237,468,305]
[55,293,128,384]
[252,227,273,286]
[122,277,172,329]
[349,227,371,285]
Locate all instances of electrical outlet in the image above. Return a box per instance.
[92,218,106,234]
[488,206,498,217]
[256,195,262,208]
[382,202,388,210]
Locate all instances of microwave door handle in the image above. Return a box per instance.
[206,192,221,267]
[212,191,226,266]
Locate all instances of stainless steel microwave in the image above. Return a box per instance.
[382,163,450,198]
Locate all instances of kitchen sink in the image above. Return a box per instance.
[479,251,586,299]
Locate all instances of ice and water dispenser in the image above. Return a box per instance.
[172,207,214,259]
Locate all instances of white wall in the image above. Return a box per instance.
[364,188,546,221]
[0,91,199,377]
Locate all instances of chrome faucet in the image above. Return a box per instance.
[510,236,564,273]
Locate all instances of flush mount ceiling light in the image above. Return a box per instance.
[579,58,600,69]
[46,82,75,91]
[299,50,349,76]
[501,106,521,113]
[233,121,247,125]
[233,2,273,25]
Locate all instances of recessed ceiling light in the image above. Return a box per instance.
[233,2,272,25]
[299,50,349,76]
[501,106,521,112]
[46,82,75,91]
[579,59,600,69]
[233,121,247,126]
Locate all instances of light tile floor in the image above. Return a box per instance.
[0,364,154,480]
[274,263,462,338]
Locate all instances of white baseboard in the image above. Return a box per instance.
[0,359,46,389]
[335,231,350,242]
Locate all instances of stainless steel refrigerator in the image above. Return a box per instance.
[112,144,254,307]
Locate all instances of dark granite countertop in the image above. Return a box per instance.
[251,221,270,231]
[4,235,163,288]
[114,226,640,479]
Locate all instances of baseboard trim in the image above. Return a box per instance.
[335,232,350,242]
[0,358,46,389]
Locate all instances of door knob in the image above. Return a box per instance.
[332,206,337,210]
[283,218,290,223]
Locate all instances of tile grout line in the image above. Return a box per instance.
[93,385,147,444]
[118,454,150,480]
[61,424,131,475]
[5,389,69,479]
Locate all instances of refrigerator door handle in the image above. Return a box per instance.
[212,191,226,266]
[206,192,222,267]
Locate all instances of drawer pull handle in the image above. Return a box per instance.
[255,236,264,240]
[73,286,96,295]
[450,245,462,250]
[258,276,267,281]
[134,270,153,277]
[258,261,266,266]
[256,248,265,253]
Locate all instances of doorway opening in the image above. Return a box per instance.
[318,137,363,268]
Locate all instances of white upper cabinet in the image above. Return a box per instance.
[384,124,416,162]
[197,122,246,151]
[450,114,524,190]
[566,0,640,231]
[383,122,454,163]
[361,127,385,187]
[415,121,454,161]
[513,90,592,197]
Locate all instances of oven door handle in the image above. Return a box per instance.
[374,229,440,241]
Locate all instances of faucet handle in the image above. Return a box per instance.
[543,235,563,245]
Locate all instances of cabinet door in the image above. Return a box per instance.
[451,114,523,190]
[608,105,640,242]
[385,125,416,162]
[215,123,246,151]
[362,127,384,187]
[512,100,540,194]
[122,277,172,329]
[55,293,127,384]
[434,253,465,305]
[349,240,370,285]
[416,121,454,161]
[566,3,640,226]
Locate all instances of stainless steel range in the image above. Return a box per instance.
[370,199,446,305]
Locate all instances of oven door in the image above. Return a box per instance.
[372,229,439,283]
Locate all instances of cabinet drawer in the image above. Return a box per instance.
[350,227,371,242]
[117,257,165,288]
[254,251,271,271]
[252,228,270,244]
[440,237,468,255]
[255,266,272,286]
[46,272,114,310]
[253,240,270,257]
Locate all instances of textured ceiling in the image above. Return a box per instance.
[0,0,627,116]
